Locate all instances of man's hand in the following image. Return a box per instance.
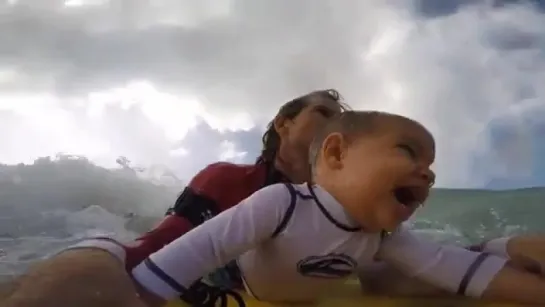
[3,249,148,307]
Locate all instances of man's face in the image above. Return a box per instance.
[284,96,343,160]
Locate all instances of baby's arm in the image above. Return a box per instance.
[131,183,293,304]
[377,226,545,304]
[471,235,545,275]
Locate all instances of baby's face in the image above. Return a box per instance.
[319,117,435,232]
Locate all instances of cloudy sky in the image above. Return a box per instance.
[0,0,544,189]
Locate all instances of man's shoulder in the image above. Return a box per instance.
[204,161,258,173]
[190,161,265,188]
[200,161,263,179]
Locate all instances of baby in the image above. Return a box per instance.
[132,111,545,306]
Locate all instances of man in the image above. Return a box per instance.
[4,89,348,307]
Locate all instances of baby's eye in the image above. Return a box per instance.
[398,144,417,159]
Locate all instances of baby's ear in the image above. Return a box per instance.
[321,132,345,170]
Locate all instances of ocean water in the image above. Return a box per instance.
[0,156,544,282]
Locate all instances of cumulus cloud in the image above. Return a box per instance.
[0,0,544,187]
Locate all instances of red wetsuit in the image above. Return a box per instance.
[123,160,287,270]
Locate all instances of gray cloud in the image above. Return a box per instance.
[0,0,544,187]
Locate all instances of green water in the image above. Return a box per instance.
[413,187,545,244]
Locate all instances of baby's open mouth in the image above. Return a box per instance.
[394,186,425,208]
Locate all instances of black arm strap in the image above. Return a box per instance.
[168,187,221,226]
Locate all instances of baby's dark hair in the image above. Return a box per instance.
[308,111,417,172]
[258,89,350,163]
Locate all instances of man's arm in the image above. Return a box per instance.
[131,183,292,305]
[4,162,236,307]
[3,250,146,307]
[377,226,545,305]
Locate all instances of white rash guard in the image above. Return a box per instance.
[127,183,507,302]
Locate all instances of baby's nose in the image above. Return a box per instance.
[418,168,435,187]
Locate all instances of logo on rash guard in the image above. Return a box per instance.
[296,254,357,278]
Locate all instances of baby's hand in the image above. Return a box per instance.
[470,236,545,277]
[505,235,545,277]
[482,264,545,304]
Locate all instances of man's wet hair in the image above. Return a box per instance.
[308,111,422,172]
[258,89,350,163]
